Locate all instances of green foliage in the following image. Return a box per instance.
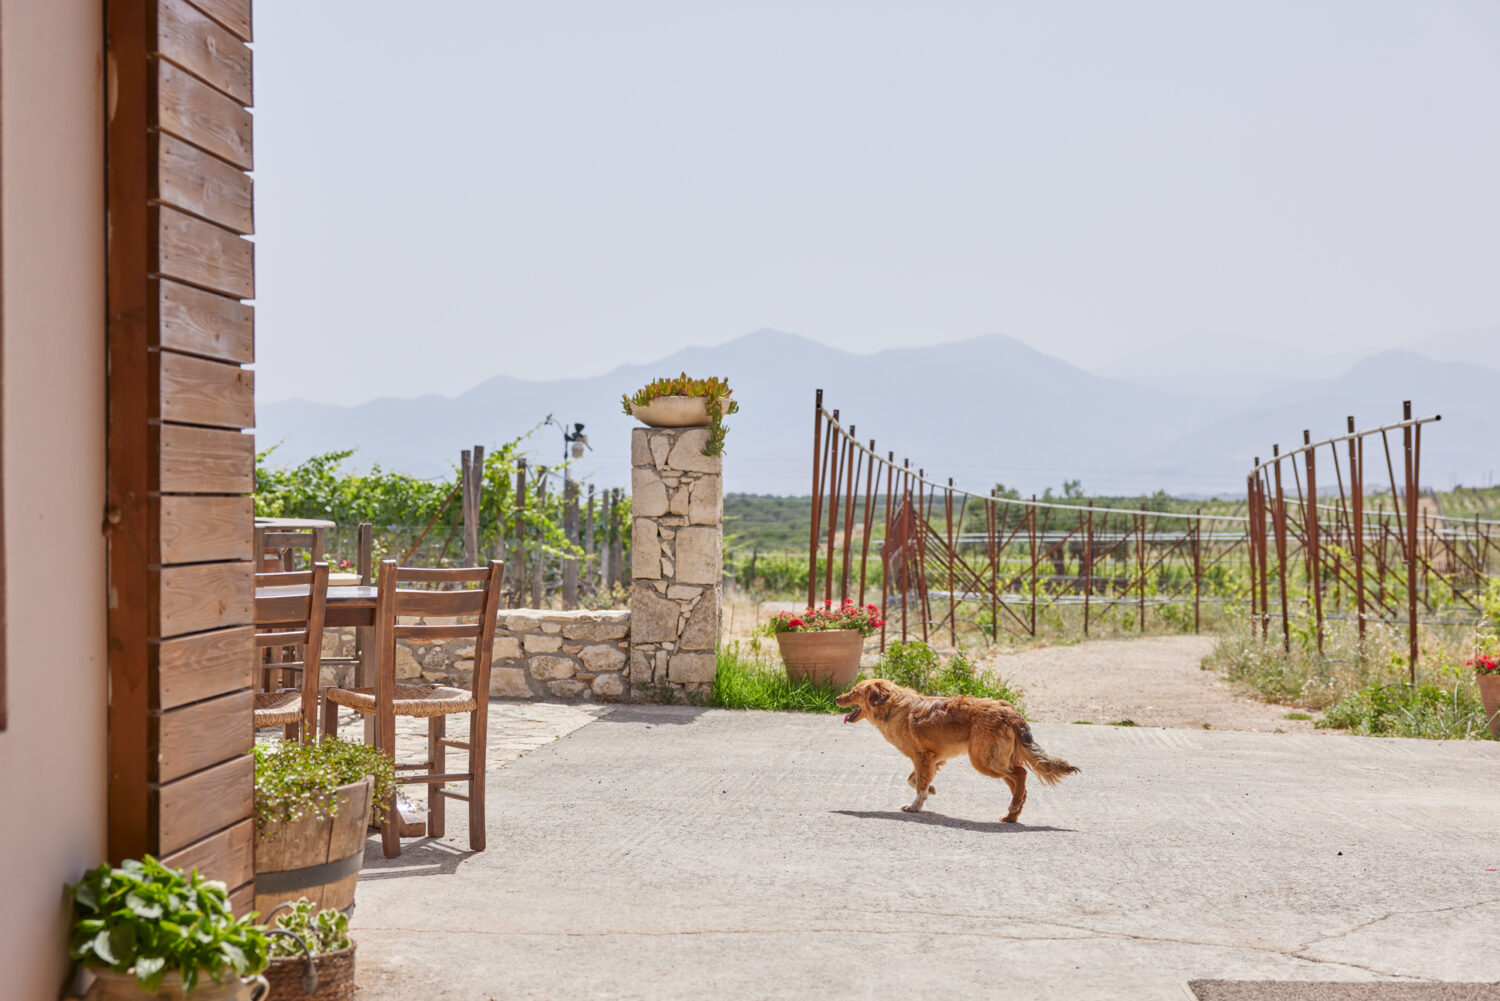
[621,373,739,455]
[253,738,397,838]
[1318,680,1494,739]
[711,641,845,713]
[267,899,351,958]
[68,856,268,995]
[870,641,1024,706]
[255,431,608,571]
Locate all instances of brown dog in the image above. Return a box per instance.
[835,678,1078,821]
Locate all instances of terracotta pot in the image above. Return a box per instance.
[776,630,864,689]
[83,969,268,1001]
[1478,672,1500,740]
[254,777,372,917]
[629,394,730,428]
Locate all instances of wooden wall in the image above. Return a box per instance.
[106,0,257,913]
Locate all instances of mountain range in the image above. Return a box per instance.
[255,330,1500,498]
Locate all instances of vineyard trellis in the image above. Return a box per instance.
[807,391,1500,665]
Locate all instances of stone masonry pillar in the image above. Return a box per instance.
[629,426,722,700]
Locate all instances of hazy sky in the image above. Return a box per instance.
[254,0,1500,405]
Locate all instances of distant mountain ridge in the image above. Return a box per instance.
[255,329,1500,497]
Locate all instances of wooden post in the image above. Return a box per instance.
[513,460,527,602]
[584,484,596,596]
[563,475,579,608]
[609,487,624,592]
[532,467,548,608]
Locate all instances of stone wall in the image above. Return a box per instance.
[321,608,632,703]
[628,426,723,700]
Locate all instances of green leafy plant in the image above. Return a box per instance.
[869,641,1024,705]
[711,642,845,713]
[267,899,351,958]
[621,373,739,455]
[253,738,397,838]
[68,856,268,995]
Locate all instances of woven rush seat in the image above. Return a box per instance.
[253,690,304,728]
[325,684,478,718]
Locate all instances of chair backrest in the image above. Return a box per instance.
[375,559,506,702]
[257,528,325,572]
[253,563,329,713]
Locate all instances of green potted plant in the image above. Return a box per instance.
[761,598,884,688]
[262,898,357,1001]
[253,738,396,918]
[621,373,738,455]
[67,857,269,1000]
[1473,582,1500,739]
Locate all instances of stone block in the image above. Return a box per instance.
[580,644,626,672]
[561,612,631,642]
[542,621,562,634]
[631,585,680,643]
[453,659,474,675]
[668,485,691,516]
[524,633,562,654]
[667,584,701,601]
[675,526,721,585]
[689,475,722,525]
[629,647,655,683]
[528,656,576,680]
[631,427,652,467]
[679,590,719,651]
[666,429,721,473]
[592,673,625,700]
[668,651,716,684]
[650,434,671,469]
[493,635,522,660]
[547,679,586,699]
[395,644,421,679]
[632,519,660,579]
[632,466,669,517]
[490,667,531,697]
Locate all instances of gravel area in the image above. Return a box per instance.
[978,635,1321,734]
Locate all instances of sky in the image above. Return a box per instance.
[253,0,1500,405]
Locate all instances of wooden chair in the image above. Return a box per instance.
[253,562,329,740]
[321,559,505,857]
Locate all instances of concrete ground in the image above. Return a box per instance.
[350,707,1500,1001]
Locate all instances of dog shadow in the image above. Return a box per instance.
[832,809,1075,834]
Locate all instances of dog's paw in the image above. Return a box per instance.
[901,804,922,813]
[928,785,936,794]
[1001,815,1020,823]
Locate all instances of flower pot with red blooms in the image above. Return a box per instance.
[1470,655,1500,739]
[761,599,884,689]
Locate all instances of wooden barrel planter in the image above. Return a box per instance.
[254,777,372,917]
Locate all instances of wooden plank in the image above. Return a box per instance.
[155,626,254,711]
[157,205,253,298]
[228,881,254,918]
[156,562,253,637]
[158,0,252,104]
[154,690,253,783]
[106,0,158,864]
[157,60,252,170]
[160,279,253,363]
[159,350,254,428]
[155,495,253,564]
[157,133,253,234]
[187,0,251,44]
[162,819,253,889]
[157,424,254,494]
[156,754,253,854]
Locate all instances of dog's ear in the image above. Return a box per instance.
[868,686,888,706]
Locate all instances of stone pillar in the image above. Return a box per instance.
[629,426,723,701]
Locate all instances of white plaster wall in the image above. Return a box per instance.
[0,1,108,998]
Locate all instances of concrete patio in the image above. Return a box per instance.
[349,706,1500,1000]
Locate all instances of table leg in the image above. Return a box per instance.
[357,623,375,744]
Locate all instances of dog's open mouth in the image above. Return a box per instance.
[843,705,862,724]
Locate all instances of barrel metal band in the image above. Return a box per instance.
[256,851,364,896]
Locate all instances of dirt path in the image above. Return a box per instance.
[978,636,1320,733]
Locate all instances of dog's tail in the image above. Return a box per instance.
[1014,725,1080,785]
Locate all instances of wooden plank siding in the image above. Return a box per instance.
[107,0,258,911]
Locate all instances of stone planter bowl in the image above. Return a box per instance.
[629,394,730,428]
[82,969,269,1001]
[776,629,864,689]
